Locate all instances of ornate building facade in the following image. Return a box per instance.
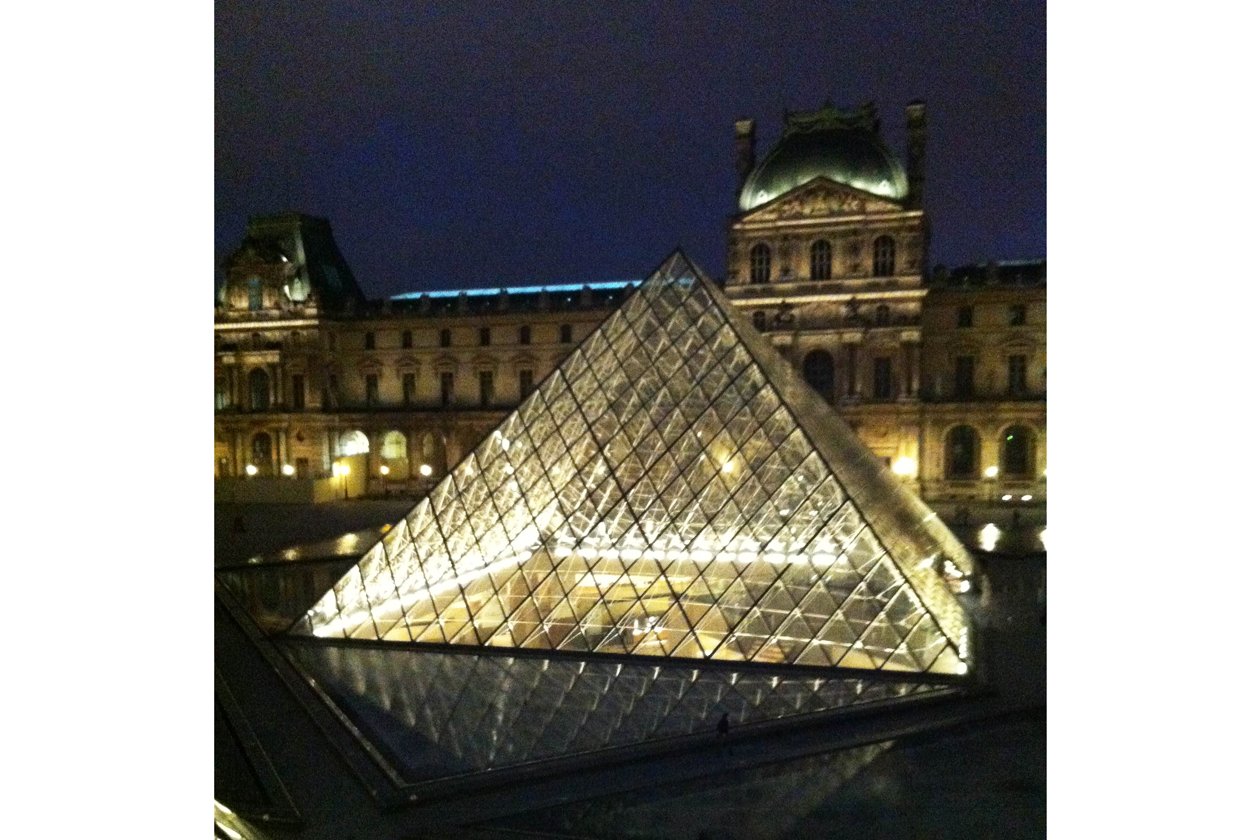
[214,101,1045,507]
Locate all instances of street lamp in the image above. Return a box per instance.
[891,456,917,478]
[333,462,350,499]
[244,464,258,477]
[281,464,295,477]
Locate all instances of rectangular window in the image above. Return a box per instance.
[402,373,416,406]
[440,372,454,407]
[215,379,229,410]
[401,329,412,349]
[519,369,534,401]
[365,374,379,406]
[957,305,973,328]
[291,374,305,410]
[479,371,494,407]
[1008,355,1028,395]
[479,327,491,347]
[873,357,894,399]
[1009,304,1027,326]
[519,326,531,345]
[560,324,573,344]
[440,329,452,348]
[364,331,375,350]
[954,356,975,398]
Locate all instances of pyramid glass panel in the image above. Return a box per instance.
[297,252,975,676]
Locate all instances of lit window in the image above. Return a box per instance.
[519,326,531,345]
[809,240,832,280]
[750,244,770,284]
[215,378,230,410]
[873,236,896,277]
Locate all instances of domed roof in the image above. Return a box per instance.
[739,104,908,212]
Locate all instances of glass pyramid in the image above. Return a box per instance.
[295,252,975,675]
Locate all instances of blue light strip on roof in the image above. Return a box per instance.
[391,279,641,301]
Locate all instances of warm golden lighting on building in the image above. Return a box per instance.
[891,456,916,477]
[983,465,998,479]
[379,465,390,476]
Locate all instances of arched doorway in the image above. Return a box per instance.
[380,430,409,479]
[802,350,835,404]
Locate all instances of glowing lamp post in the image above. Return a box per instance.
[333,462,350,499]
[982,464,998,505]
[891,457,917,479]
[419,463,433,478]
[244,464,258,477]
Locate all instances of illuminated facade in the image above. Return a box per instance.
[214,101,1045,507]
[723,103,1046,504]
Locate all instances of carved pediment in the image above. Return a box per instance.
[740,178,904,223]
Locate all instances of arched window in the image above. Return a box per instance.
[250,432,272,474]
[875,305,891,326]
[750,244,771,284]
[338,430,370,456]
[380,430,409,479]
[752,311,766,331]
[945,426,980,479]
[809,240,832,280]
[1001,426,1036,478]
[248,368,270,411]
[247,277,263,310]
[873,236,896,277]
[802,350,835,404]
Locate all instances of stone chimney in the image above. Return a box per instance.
[906,101,926,209]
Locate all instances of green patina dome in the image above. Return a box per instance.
[739,104,908,212]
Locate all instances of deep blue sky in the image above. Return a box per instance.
[216,1,1045,299]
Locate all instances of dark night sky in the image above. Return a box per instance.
[215,1,1045,300]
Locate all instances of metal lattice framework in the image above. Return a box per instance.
[296,252,974,675]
